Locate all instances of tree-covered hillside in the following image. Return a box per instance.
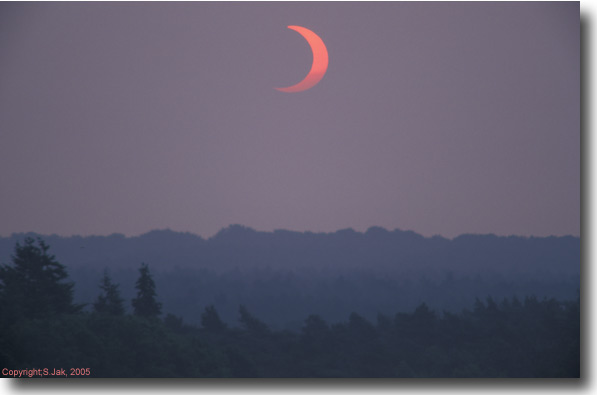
[0,238,580,377]
[0,226,580,329]
[0,238,580,378]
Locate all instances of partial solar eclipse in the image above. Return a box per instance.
[275,26,328,93]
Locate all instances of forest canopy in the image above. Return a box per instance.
[0,237,580,378]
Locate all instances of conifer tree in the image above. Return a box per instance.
[131,263,161,318]
[0,237,79,319]
[239,305,269,335]
[201,305,227,333]
[94,269,125,315]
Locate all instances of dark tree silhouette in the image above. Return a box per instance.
[0,237,79,319]
[302,314,329,339]
[238,305,269,335]
[93,269,125,315]
[131,263,161,318]
[201,305,227,333]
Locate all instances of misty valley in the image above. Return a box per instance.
[0,225,580,377]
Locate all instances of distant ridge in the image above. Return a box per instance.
[0,225,579,327]
[0,223,580,242]
[0,224,579,276]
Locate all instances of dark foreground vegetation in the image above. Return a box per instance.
[0,238,580,377]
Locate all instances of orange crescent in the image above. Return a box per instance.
[275,25,329,93]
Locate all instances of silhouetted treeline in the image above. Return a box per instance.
[0,238,580,377]
[0,226,580,328]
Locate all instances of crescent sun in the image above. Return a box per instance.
[275,25,329,93]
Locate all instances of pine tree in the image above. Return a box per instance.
[238,305,269,335]
[201,305,227,333]
[131,263,161,318]
[93,269,125,315]
[0,237,80,319]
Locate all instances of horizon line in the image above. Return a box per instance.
[0,224,581,241]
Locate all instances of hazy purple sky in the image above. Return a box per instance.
[0,2,579,239]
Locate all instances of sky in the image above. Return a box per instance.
[0,2,579,239]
